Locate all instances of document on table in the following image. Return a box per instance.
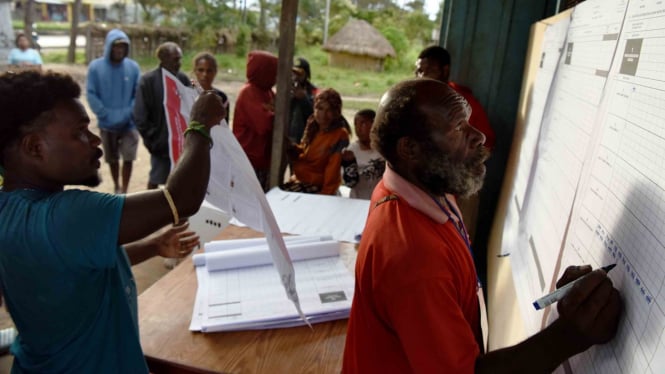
[190,237,355,332]
[264,187,370,243]
[162,74,303,322]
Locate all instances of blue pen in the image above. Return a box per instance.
[533,264,616,310]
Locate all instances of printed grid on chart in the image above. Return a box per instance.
[522,73,602,250]
[568,39,618,71]
[626,83,665,154]
[567,123,665,372]
[635,39,665,83]
[553,66,608,107]
[513,48,562,206]
[518,56,612,306]
[563,179,665,372]
[206,257,352,321]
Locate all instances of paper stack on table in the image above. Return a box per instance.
[190,235,355,332]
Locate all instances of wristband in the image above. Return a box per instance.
[161,188,179,225]
[184,120,213,147]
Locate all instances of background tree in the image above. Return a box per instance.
[22,0,34,46]
[67,0,81,63]
[135,0,158,22]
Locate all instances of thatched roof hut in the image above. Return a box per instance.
[322,18,396,71]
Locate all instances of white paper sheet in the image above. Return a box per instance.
[191,242,355,332]
[557,1,665,372]
[203,235,333,253]
[264,188,370,243]
[162,73,304,323]
[511,0,629,335]
[193,240,341,271]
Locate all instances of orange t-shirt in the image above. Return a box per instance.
[292,127,349,195]
[343,175,481,373]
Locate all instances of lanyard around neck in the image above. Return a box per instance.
[430,194,472,254]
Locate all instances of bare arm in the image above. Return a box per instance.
[118,91,226,245]
[475,267,622,373]
[124,221,200,266]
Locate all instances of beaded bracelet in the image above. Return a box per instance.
[184,121,213,147]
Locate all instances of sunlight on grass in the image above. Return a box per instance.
[42,50,86,65]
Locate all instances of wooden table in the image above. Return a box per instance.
[138,225,354,373]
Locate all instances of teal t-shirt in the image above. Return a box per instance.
[0,189,148,373]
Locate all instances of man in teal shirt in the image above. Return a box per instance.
[0,71,225,372]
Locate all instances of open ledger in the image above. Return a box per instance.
[190,235,355,332]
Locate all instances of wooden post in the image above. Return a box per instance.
[67,0,81,63]
[268,0,299,189]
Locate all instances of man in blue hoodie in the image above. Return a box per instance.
[87,29,141,193]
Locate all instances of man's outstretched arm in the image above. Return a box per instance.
[476,266,622,373]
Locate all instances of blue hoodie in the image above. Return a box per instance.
[86,29,141,132]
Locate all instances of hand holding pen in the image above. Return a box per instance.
[547,264,622,355]
[533,264,616,310]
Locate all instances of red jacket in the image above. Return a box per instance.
[232,51,278,170]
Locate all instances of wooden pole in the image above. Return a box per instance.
[67,0,81,63]
[268,0,299,189]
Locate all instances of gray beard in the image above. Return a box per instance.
[419,145,488,198]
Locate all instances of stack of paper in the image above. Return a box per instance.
[190,236,355,332]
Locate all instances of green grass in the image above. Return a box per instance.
[13,20,81,32]
[42,50,87,65]
[42,42,420,100]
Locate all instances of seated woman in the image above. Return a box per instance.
[284,88,350,195]
[8,33,42,70]
[192,51,230,122]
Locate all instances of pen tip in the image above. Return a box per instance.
[603,263,617,272]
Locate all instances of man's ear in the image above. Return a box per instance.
[442,64,451,82]
[20,133,46,162]
[396,137,420,161]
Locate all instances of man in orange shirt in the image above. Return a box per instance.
[343,79,621,373]
[415,45,495,242]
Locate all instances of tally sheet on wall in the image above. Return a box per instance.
[555,1,665,372]
[512,17,571,211]
[501,15,571,333]
[509,0,629,336]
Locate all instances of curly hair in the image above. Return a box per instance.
[0,70,80,166]
[192,51,217,72]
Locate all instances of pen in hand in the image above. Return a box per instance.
[532,264,616,311]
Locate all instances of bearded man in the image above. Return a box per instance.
[342,79,621,373]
